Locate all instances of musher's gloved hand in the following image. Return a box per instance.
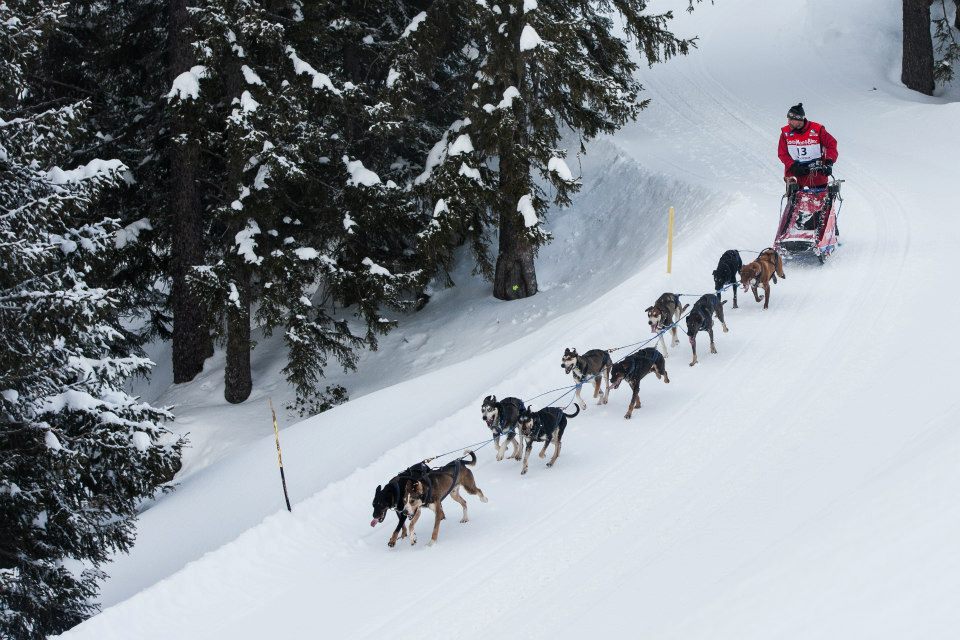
[791,161,810,177]
[819,163,832,176]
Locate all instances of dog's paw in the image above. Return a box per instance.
[388,540,396,548]
[426,539,435,548]
[460,517,468,523]
[624,413,632,419]
[521,467,528,475]
[495,452,504,462]
[538,451,546,459]
[546,462,554,468]
[710,347,718,354]
[480,495,489,503]
[410,536,417,546]
[722,326,729,333]
[689,361,697,367]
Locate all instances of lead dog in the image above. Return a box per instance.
[517,404,580,475]
[481,395,524,461]
[645,293,689,356]
[609,347,670,419]
[560,348,612,408]
[713,249,743,308]
[371,462,431,547]
[739,248,786,310]
[686,293,728,367]
[402,451,488,547]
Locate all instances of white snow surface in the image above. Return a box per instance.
[519,24,544,52]
[165,66,208,101]
[344,156,382,187]
[62,1,960,639]
[47,158,125,184]
[401,11,427,38]
[517,193,538,227]
[548,156,575,182]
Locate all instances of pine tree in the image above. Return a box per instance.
[34,0,216,381]
[0,2,184,637]
[389,0,706,300]
[932,0,960,84]
[170,0,427,411]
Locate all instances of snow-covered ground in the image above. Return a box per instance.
[61,0,960,638]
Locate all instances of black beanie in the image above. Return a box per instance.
[787,103,806,119]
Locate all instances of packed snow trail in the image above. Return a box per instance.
[62,0,960,638]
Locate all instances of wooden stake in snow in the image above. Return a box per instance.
[667,206,675,274]
[269,399,292,512]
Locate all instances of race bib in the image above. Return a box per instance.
[787,141,822,162]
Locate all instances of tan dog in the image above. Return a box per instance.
[739,248,786,310]
[403,452,487,547]
[560,348,612,408]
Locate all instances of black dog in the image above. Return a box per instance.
[609,347,670,419]
[517,405,580,475]
[712,250,743,308]
[686,293,728,367]
[371,462,431,547]
[481,395,525,461]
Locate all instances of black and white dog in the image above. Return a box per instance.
[481,395,525,461]
[371,462,431,547]
[560,348,612,409]
[685,293,728,367]
[712,249,743,308]
[517,405,580,475]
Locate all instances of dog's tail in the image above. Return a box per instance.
[563,404,581,419]
[461,450,478,466]
[720,299,728,306]
[680,303,690,314]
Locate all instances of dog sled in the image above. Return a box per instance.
[774,163,843,264]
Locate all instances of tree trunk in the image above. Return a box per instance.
[493,25,537,302]
[902,0,935,95]
[224,267,252,403]
[954,0,959,30]
[169,0,210,382]
[222,56,252,405]
[493,141,538,300]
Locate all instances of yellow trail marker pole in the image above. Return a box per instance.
[269,399,292,512]
[667,206,675,274]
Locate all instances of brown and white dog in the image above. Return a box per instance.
[739,248,786,310]
[609,347,670,419]
[560,348,612,409]
[686,293,728,367]
[646,293,689,356]
[517,405,580,475]
[402,452,487,547]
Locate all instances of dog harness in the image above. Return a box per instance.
[410,458,464,507]
[496,412,515,437]
[390,463,431,514]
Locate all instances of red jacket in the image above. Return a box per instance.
[778,120,838,188]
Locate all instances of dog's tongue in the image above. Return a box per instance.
[370,519,377,527]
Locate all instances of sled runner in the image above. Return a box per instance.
[774,163,843,264]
